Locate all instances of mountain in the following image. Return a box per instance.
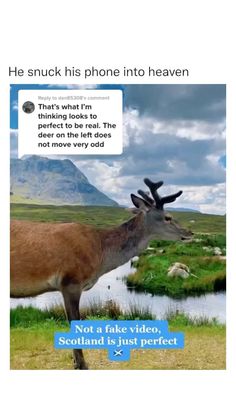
[10,156,118,206]
[166,207,200,213]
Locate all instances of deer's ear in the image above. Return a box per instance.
[130,194,151,212]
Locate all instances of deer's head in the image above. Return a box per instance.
[131,178,193,242]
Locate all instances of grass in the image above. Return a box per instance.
[10,305,226,370]
[10,304,224,327]
[10,203,226,233]
[126,234,226,297]
[10,305,68,328]
[167,211,226,235]
[165,307,220,327]
[10,301,156,328]
[10,203,130,228]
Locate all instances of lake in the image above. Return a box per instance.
[10,260,226,323]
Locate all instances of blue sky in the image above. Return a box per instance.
[10,84,226,214]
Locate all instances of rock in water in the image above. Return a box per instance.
[167,262,190,279]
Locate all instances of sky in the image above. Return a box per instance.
[10,84,226,214]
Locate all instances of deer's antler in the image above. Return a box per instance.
[137,189,154,205]
[139,178,182,210]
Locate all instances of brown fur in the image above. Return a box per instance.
[10,220,102,297]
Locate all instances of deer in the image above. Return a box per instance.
[10,178,192,369]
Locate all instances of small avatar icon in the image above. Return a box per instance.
[22,101,35,114]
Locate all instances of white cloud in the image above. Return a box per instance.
[70,105,226,213]
[74,159,226,214]
[10,129,18,158]
[173,183,226,214]
[74,160,124,202]
[124,107,225,141]
[120,108,226,185]
[12,100,18,111]
[10,128,18,136]
[152,119,225,141]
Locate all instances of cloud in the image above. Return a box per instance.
[71,99,226,213]
[75,160,125,203]
[73,159,225,214]
[152,119,225,141]
[119,108,226,186]
[124,84,226,122]
[176,183,226,214]
[12,100,18,111]
[10,129,18,158]
[46,100,226,213]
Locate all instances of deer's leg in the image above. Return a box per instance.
[62,288,88,370]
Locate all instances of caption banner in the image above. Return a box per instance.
[54,320,184,361]
[18,89,123,157]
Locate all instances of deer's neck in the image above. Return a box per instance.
[99,213,151,275]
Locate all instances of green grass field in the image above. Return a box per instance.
[126,234,226,297]
[11,203,226,232]
[11,203,130,227]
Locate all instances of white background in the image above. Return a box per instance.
[0,1,235,418]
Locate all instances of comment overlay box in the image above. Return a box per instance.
[18,89,123,157]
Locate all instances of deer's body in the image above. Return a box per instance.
[10,178,192,369]
[10,220,103,297]
[11,213,153,297]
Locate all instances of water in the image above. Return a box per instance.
[10,261,226,323]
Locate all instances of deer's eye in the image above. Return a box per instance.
[165,215,172,222]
